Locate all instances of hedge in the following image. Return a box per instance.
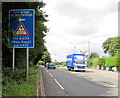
[105,57,118,67]
[92,58,99,66]
[92,58,105,67]
[98,58,105,66]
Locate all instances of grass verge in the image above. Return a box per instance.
[2,65,39,96]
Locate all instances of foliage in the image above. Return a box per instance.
[2,1,50,68]
[37,60,45,65]
[2,66,39,96]
[41,51,51,64]
[58,65,66,67]
[88,52,99,59]
[60,62,66,66]
[98,58,105,66]
[102,36,120,56]
[92,58,105,68]
[92,58,99,66]
[87,52,99,67]
[105,57,118,67]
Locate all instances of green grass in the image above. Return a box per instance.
[2,66,39,96]
[58,65,66,67]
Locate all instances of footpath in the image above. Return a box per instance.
[84,68,118,88]
[86,67,118,79]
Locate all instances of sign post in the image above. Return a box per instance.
[26,48,29,82]
[12,48,15,71]
[9,9,35,81]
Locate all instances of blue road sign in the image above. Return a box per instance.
[9,9,35,48]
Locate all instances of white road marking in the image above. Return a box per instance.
[49,73,53,77]
[54,79,64,90]
[45,68,48,72]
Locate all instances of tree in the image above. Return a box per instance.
[41,50,51,64]
[102,36,120,56]
[88,52,99,59]
[2,2,49,68]
[87,52,99,67]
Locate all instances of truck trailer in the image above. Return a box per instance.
[66,54,87,72]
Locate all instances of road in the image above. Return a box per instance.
[41,66,118,96]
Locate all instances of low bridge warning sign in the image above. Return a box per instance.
[16,23,28,36]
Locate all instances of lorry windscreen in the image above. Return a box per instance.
[74,60,85,64]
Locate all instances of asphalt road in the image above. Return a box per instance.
[41,67,118,96]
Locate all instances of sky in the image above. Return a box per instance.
[41,0,118,62]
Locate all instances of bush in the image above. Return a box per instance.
[105,57,118,67]
[98,58,105,66]
[92,58,99,67]
[87,59,93,68]
[37,60,45,65]
[2,66,39,96]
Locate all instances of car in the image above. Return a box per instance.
[47,63,56,69]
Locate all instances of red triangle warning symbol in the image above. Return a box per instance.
[16,23,29,36]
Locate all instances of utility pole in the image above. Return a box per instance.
[74,46,75,54]
[88,41,90,55]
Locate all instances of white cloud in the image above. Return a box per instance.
[43,0,118,61]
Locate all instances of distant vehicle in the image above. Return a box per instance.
[47,63,56,69]
[66,54,87,72]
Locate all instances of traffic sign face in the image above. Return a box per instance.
[16,23,29,36]
[9,9,34,48]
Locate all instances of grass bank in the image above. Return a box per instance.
[2,65,39,96]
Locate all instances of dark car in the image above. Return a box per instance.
[47,63,56,69]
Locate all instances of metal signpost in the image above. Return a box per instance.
[9,9,35,82]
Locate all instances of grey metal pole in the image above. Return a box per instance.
[74,46,75,54]
[26,48,29,82]
[12,48,15,71]
[88,41,90,55]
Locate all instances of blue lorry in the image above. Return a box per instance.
[66,54,87,72]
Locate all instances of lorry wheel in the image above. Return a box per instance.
[83,70,85,72]
[68,69,71,71]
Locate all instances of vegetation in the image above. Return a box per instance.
[2,1,51,96]
[37,60,45,65]
[2,66,39,96]
[41,51,51,64]
[105,57,118,67]
[87,36,120,72]
[53,61,66,66]
[102,36,120,56]
[87,52,99,68]
[2,1,51,68]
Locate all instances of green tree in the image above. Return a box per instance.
[2,2,49,68]
[88,52,99,59]
[41,50,51,64]
[87,52,99,67]
[102,36,120,56]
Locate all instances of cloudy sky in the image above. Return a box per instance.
[42,0,118,62]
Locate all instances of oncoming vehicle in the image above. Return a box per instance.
[47,63,56,69]
[66,54,87,72]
